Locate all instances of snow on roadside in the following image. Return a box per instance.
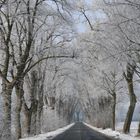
[20,123,75,140]
[116,121,139,136]
[84,122,140,140]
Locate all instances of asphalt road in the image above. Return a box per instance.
[51,122,116,140]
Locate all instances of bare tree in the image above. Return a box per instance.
[0,1,20,139]
[0,0,74,139]
[85,0,140,133]
[100,70,123,130]
[123,62,137,133]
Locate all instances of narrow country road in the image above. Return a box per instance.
[51,122,116,140]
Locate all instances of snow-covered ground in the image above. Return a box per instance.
[20,123,74,140]
[116,121,139,136]
[20,122,140,140]
[84,122,140,140]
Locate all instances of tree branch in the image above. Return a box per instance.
[24,55,74,75]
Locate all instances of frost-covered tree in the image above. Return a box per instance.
[0,0,75,139]
[80,0,140,133]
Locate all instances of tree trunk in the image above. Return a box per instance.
[137,122,140,135]
[36,109,42,134]
[123,94,136,133]
[112,94,116,130]
[36,99,43,135]
[22,97,31,136]
[2,83,13,140]
[30,100,38,135]
[29,71,38,136]
[15,79,24,140]
[23,101,38,136]
[24,108,32,136]
[123,76,136,133]
[23,98,38,136]
[36,84,44,135]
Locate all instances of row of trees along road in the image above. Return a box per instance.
[0,0,75,139]
[77,0,140,134]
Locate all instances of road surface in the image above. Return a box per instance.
[51,122,116,140]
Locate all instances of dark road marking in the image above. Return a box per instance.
[51,122,116,140]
